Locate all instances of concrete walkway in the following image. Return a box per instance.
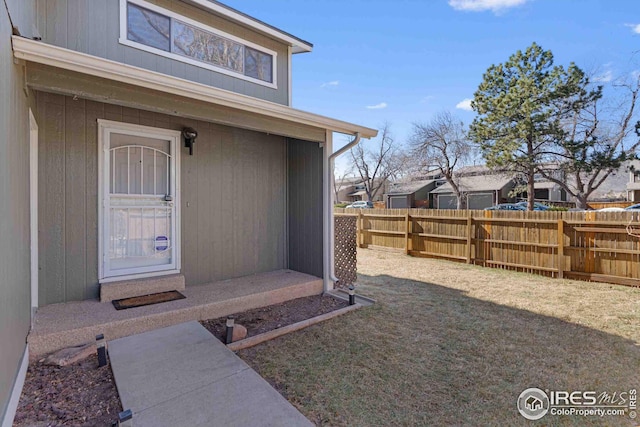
[108,321,313,427]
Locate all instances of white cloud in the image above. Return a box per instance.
[592,63,614,83]
[625,23,640,34]
[366,102,388,110]
[420,95,435,103]
[321,80,340,88]
[448,0,528,13]
[593,69,613,83]
[456,98,473,111]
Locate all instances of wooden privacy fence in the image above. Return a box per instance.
[335,208,640,288]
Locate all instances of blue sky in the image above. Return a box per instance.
[223,0,639,155]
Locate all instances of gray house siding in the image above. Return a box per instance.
[35,0,290,105]
[1,0,36,422]
[287,139,324,279]
[414,185,433,201]
[35,91,288,305]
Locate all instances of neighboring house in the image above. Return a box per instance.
[430,166,516,209]
[347,183,369,202]
[335,177,367,203]
[627,160,640,201]
[335,177,387,203]
[1,1,376,424]
[536,162,631,203]
[584,167,628,201]
[531,181,568,202]
[385,178,439,209]
[428,161,632,210]
[531,168,568,202]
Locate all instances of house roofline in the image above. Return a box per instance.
[181,0,313,53]
[12,37,376,138]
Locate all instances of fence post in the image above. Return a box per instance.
[358,211,364,248]
[585,211,596,273]
[483,209,492,267]
[557,218,564,279]
[404,211,410,255]
[466,210,473,264]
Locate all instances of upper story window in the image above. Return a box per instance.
[120,0,277,88]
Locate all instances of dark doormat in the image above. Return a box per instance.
[112,291,186,310]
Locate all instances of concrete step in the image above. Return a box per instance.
[100,274,186,302]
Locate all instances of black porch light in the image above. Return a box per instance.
[182,127,198,155]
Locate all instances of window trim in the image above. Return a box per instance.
[119,0,278,89]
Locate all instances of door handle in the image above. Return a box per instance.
[164,194,173,202]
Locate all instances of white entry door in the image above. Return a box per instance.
[99,120,181,281]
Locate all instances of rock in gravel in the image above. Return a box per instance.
[43,343,96,367]
[232,324,247,342]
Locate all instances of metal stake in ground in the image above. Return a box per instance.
[226,316,235,344]
[96,334,107,367]
[118,409,133,427]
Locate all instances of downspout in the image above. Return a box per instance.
[324,132,361,292]
[330,132,361,161]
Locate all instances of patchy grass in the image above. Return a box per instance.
[239,249,640,426]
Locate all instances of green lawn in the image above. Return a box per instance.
[239,249,640,426]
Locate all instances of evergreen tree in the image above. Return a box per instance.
[469,42,598,210]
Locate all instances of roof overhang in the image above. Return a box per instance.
[180,0,313,54]
[12,37,376,138]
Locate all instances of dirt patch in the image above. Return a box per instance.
[13,354,121,427]
[200,294,348,343]
[13,295,347,427]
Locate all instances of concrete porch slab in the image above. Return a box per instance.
[109,321,312,427]
[29,270,323,358]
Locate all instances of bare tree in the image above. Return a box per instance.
[349,123,405,201]
[410,112,471,209]
[537,72,640,209]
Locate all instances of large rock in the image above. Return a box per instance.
[232,324,247,342]
[43,343,96,367]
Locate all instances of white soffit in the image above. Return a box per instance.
[13,37,376,138]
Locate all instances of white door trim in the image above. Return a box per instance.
[29,110,38,316]
[97,119,181,282]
